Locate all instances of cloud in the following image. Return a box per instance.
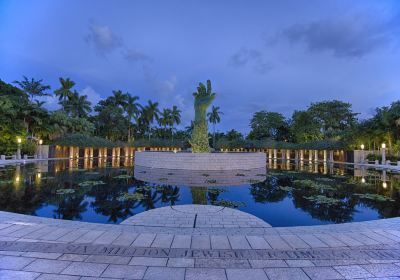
[281,16,399,58]
[229,48,272,74]
[156,76,177,94]
[81,86,102,106]
[124,49,152,63]
[86,22,122,55]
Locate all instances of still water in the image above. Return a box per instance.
[0,158,399,227]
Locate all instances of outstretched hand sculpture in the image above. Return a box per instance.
[190,80,216,153]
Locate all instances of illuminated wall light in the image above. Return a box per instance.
[360,144,365,150]
[382,143,386,149]
[382,182,387,188]
[361,177,366,183]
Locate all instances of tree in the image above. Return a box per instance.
[307,100,358,140]
[54,78,75,101]
[60,91,92,118]
[170,105,182,140]
[225,129,243,141]
[13,76,51,102]
[207,106,223,148]
[123,93,141,142]
[158,108,173,139]
[248,111,288,140]
[140,100,160,139]
[290,110,322,143]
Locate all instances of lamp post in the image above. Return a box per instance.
[381,143,386,165]
[360,144,365,163]
[16,137,22,160]
[38,139,43,159]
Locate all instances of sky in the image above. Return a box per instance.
[1,0,400,134]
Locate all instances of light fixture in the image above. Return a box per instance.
[361,177,366,183]
[382,143,386,149]
[39,139,43,145]
[382,182,387,188]
[17,137,22,144]
[360,144,365,150]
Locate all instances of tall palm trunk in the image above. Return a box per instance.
[212,122,216,148]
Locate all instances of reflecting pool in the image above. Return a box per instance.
[0,158,399,226]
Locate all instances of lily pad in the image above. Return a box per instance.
[303,195,341,205]
[113,174,132,179]
[85,172,100,175]
[205,179,217,184]
[78,180,106,187]
[117,192,144,202]
[354,193,395,202]
[212,200,245,208]
[279,186,294,192]
[56,188,75,195]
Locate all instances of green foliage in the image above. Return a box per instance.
[21,141,37,156]
[303,195,342,205]
[56,188,75,195]
[133,138,186,149]
[212,200,245,208]
[248,111,290,141]
[190,122,210,152]
[53,134,115,147]
[77,180,106,187]
[354,193,394,202]
[190,80,216,153]
[216,139,346,150]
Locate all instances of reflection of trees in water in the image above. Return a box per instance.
[250,171,400,223]
[250,177,287,203]
[159,186,180,205]
[52,195,88,220]
[0,184,42,214]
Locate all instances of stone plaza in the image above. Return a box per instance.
[0,205,400,280]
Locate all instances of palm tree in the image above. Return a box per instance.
[123,94,141,142]
[207,106,223,148]
[13,76,51,101]
[170,105,182,140]
[142,100,160,139]
[111,90,127,107]
[54,78,75,101]
[159,108,172,139]
[61,91,91,118]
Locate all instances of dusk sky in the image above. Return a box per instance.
[1,0,399,134]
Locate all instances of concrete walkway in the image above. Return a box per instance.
[0,206,400,279]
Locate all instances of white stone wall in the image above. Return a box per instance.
[134,151,266,170]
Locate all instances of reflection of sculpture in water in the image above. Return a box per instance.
[191,187,208,204]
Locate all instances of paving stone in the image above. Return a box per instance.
[0,256,35,269]
[57,229,89,243]
[285,260,315,267]
[195,258,250,268]
[185,268,227,280]
[334,265,373,279]
[303,266,344,279]
[86,254,131,264]
[250,260,288,268]
[191,235,211,249]
[313,233,346,247]
[281,235,310,249]
[132,233,156,247]
[36,274,80,280]
[152,234,174,248]
[167,258,194,267]
[0,250,23,256]
[93,230,121,245]
[210,235,231,249]
[24,258,71,273]
[58,253,89,262]
[74,230,105,244]
[226,268,268,280]
[263,235,291,249]
[228,235,250,249]
[312,259,370,266]
[361,264,400,277]
[144,266,185,280]
[22,252,63,259]
[61,262,108,277]
[111,231,138,246]
[264,267,310,280]
[298,234,329,248]
[246,235,271,249]
[101,264,147,279]
[171,235,192,248]
[129,256,168,266]
[0,269,40,280]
